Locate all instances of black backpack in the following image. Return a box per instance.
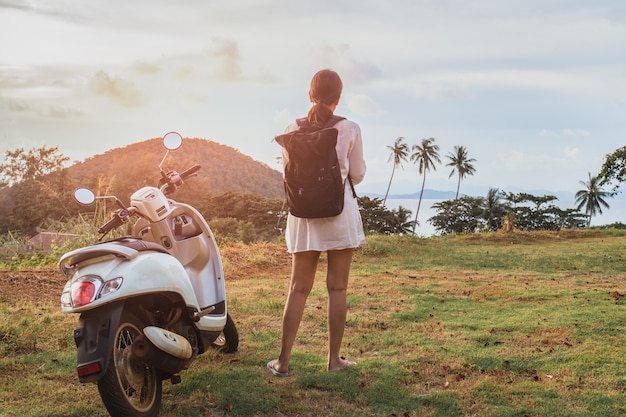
[275,115,356,219]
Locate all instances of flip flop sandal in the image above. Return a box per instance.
[267,360,288,377]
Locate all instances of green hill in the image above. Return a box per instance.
[68,137,283,199]
[0,137,283,236]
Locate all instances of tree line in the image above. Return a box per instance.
[0,145,412,254]
[381,136,618,234]
[0,141,623,252]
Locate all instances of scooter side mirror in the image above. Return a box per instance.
[163,132,182,150]
[74,188,96,205]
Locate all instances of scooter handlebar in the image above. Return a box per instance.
[98,209,131,234]
[180,164,201,180]
[158,165,200,195]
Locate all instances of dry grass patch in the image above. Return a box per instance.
[221,241,291,280]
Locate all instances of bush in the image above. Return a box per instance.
[210,217,257,245]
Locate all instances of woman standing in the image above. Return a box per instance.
[267,69,367,376]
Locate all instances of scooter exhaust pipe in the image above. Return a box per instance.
[132,326,193,374]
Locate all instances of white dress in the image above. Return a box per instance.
[281,118,367,253]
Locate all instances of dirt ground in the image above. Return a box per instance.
[0,243,292,306]
[0,267,66,304]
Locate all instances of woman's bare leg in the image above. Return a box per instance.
[272,250,320,374]
[326,248,356,371]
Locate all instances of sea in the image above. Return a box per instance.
[384,197,626,237]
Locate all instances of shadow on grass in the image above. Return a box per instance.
[297,356,461,417]
[166,351,463,416]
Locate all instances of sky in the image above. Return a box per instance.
[1,0,625,203]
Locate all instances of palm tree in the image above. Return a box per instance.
[383,137,410,206]
[482,188,510,231]
[575,172,611,227]
[410,137,441,233]
[446,145,476,199]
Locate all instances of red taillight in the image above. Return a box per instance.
[72,281,96,307]
[77,362,102,377]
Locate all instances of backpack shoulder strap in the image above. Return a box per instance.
[323,115,346,129]
[295,115,346,131]
[295,117,309,129]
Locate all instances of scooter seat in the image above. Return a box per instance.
[59,238,170,275]
[103,237,170,254]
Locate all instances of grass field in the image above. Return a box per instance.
[1,230,625,416]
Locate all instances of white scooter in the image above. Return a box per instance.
[59,132,238,417]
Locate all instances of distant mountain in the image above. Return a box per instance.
[364,189,458,200]
[67,137,283,199]
[360,180,586,203]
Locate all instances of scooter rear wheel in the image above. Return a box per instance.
[98,309,162,417]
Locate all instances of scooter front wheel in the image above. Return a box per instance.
[98,309,162,417]
[211,313,239,353]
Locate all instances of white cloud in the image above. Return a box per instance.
[501,146,584,172]
[410,79,472,100]
[206,40,243,81]
[539,129,591,138]
[314,43,381,85]
[563,146,581,162]
[345,94,384,116]
[501,150,540,171]
[88,71,148,108]
[273,109,293,129]
[562,129,590,137]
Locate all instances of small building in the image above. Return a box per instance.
[27,232,80,252]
